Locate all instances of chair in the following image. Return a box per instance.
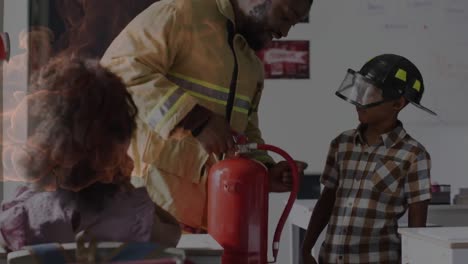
[7,242,190,264]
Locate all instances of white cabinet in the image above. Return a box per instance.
[399,227,468,264]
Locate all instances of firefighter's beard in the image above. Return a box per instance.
[237,0,272,51]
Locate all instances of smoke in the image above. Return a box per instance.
[2,26,54,111]
[54,0,160,58]
[0,0,159,190]
[2,55,137,191]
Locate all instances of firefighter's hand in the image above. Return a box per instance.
[195,114,235,155]
[268,160,308,192]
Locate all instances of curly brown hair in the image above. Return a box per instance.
[2,55,138,191]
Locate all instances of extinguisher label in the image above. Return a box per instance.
[223,181,241,193]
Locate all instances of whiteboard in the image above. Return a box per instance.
[299,0,468,125]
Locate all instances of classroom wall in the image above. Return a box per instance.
[1,0,29,200]
[262,0,468,262]
[2,0,28,57]
[0,0,3,201]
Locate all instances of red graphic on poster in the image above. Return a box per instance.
[257,41,309,79]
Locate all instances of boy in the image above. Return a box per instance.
[302,54,436,264]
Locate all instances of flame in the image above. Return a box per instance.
[2,54,136,191]
[54,0,160,57]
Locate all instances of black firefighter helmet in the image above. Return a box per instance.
[336,54,436,116]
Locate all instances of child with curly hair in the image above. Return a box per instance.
[0,55,181,251]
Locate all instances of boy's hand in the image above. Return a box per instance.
[302,250,318,264]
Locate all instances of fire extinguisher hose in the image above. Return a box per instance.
[256,144,299,263]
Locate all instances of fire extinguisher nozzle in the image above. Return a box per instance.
[236,143,258,153]
[248,143,258,149]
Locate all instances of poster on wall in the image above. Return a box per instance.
[257,40,310,79]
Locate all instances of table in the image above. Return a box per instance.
[288,200,324,264]
[288,200,468,264]
[399,227,468,264]
[3,234,222,264]
[176,234,223,264]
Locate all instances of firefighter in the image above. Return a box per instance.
[101,0,312,231]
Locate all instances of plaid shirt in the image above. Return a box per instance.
[319,122,432,264]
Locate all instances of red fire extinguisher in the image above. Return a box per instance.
[207,134,299,264]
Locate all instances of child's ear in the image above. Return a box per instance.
[393,97,407,111]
